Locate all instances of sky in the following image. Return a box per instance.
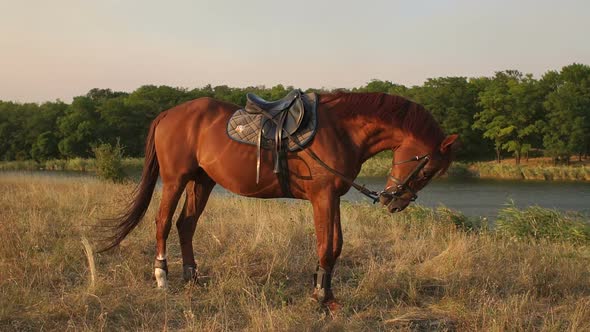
[1,0,589,102]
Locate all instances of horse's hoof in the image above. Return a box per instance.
[311,288,335,304]
[183,265,198,283]
[325,299,342,313]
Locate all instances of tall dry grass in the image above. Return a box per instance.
[470,162,590,181]
[1,173,589,331]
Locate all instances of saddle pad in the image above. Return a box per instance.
[226,93,318,152]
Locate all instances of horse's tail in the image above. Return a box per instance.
[98,113,165,252]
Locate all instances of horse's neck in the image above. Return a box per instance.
[326,93,437,162]
[342,114,405,163]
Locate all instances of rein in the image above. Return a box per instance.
[256,100,430,204]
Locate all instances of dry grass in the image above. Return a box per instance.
[1,173,589,331]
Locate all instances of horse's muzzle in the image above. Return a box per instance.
[379,195,410,213]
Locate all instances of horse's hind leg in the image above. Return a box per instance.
[154,179,187,288]
[176,170,215,282]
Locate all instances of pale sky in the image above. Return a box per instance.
[1,0,588,102]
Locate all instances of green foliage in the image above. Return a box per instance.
[0,64,589,163]
[0,160,40,171]
[542,64,590,160]
[496,203,590,244]
[92,142,126,183]
[435,207,485,231]
[474,71,545,164]
[412,77,493,159]
[446,162,474,178]
[352,79,409,96]
[358,150,392,177]
[31,131,58,161]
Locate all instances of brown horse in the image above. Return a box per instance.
[101,92,458,308]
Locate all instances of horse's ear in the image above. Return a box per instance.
[440,134,459,153]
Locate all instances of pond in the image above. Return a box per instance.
[341,177,590,219]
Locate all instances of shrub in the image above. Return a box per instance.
[65,158,91,171]
[435,207,485,232]
[446,162,475,178]
[495,203,590,244]
[44,159,66,171]
[92,142,126,183]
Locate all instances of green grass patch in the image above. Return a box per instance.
[496,203,590,244]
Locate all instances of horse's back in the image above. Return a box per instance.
[153,98,239,181]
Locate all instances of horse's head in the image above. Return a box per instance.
[379,134,459,213]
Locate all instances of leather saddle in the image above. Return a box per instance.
[226,89,318,196]
[245,89,305,141]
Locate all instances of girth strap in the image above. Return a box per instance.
[278,147,293,197]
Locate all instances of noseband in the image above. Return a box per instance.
[377,154,430,202]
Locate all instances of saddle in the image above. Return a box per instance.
[245,89,305,141]
[227,90,318,196]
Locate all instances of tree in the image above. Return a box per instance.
[542,64,590,162]
[31,131,59,161]
[128,85,192,111]
[474,71,544,164]
[57,96,101,158]
[97,97,158,156]
[412,77,493,160]
[353,79,409,97]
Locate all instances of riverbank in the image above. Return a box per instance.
[361,153,590,181]
[0,157,144,172]
[448,160,590,181]
[1,174,589,330]
[1,156,589,181]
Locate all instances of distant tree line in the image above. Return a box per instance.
[0,63,588,164]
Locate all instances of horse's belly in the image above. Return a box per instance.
[198,145,290,199]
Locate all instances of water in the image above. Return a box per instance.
[341,177,590,218]
[3,171,589,218]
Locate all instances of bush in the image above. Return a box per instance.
[495,203,590,244]
[435,207,486,232]
[446,162,475,178]
[44,159,66,171]
[92,142,126,183]
[65,158,93,171]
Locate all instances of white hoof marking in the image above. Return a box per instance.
[155,267,168,288]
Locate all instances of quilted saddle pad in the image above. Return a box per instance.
[226,93,318,152]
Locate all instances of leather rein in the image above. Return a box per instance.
[300,149,430,204]
[257,103,431,204]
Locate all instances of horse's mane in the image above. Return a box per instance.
[320,92,445,147]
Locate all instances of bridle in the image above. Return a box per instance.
[254,105,435,205]
[293,145,432,205]
[377,154,430,203]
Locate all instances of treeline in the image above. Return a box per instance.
[0,63,588,163]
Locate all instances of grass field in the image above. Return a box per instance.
[1,174,590,331]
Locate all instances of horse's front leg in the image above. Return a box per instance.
[310,191,342,309]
